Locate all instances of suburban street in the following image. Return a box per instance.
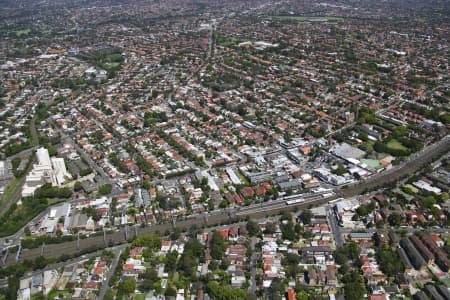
[248,236,258,294]
[1,134,449,266]
[97,245,126,300]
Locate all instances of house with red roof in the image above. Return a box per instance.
[218,229,229,240]
[130,247,143,258]
[287,288,296,300]
[369,294,387,300]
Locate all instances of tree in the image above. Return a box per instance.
[34,256,47,270]
[343,270,366,300]
[296,290,308,300]
[139,268,158,291]
[246,219,260,236]
[210,231,227,260]
[299,209,312,225]
[270,278,285,299]
[178,252,197,277]
[170,228,181,241]
[264,223,277,234]
[165,251,178,273]
[376,246,404,277]
[388,212,402,226]
[6,276,19,300]
[119,278,136,295]
[356,206,368,216]
[206,281,247,300]
[132,234,162,250]
[282,253,301,266]
[165,287,177,297]
[281,221,297,241]
[184,238,205,260]
[104,290,115,300]
[98,184,112,196]
[74,181,82,192]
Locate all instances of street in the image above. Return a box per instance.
[248,236,258,294]
[97,246,125,300]
[1,132,449,266]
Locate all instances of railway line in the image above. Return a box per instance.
[4,135,450,266]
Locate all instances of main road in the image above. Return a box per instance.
[5,135,450,266]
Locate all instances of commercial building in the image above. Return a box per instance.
[22,147,70,197]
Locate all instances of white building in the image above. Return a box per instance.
[22,147,71,197]
[51,157,70,185]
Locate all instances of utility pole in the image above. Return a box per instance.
[2,248,8,266]
[15,242,22,263]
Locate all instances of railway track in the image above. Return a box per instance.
[7,135,450,266]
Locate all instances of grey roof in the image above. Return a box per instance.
[397,247,413,270]
[135,188,143,207]
[384,285,399,294]
[389,231,399,244]
[273,174,291,184]
[142,189,150,206]
[400,238,426,270]
[349,232,373,239]
[246,171,270,183]
[302,246,333,253]
[333,143,366,159]
[424,285,445,300]
[52,203,70,219]
[277,180,301,191]
[71,213,89,228]
[436,285,450,300]
[413,291,429,300]
[32,274,43,286]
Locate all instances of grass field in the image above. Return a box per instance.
[16,29,31,36]
[217,36,243,47]
[105,62,121,69]
[236,170,250,185]
[48,290,72,300]
[386,139,408,152]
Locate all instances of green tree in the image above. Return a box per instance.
[98,184,112,196]
[296,290,308,300]
[104,290,115,300]
[376,246,404,277]
[165,251,178,273]
[264,223,276,234]
[299,209,312,225]
[140,268,158,290]
[132,234,162,250]
[282,253,301,266]
[74,181,82,192]
[119,277,136,295]
[343,270,366,300]
[356,206,368,216]
[246,219,260,236]
[388,212,402,226]
[165,287,177,297]
[210,231,227,260]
